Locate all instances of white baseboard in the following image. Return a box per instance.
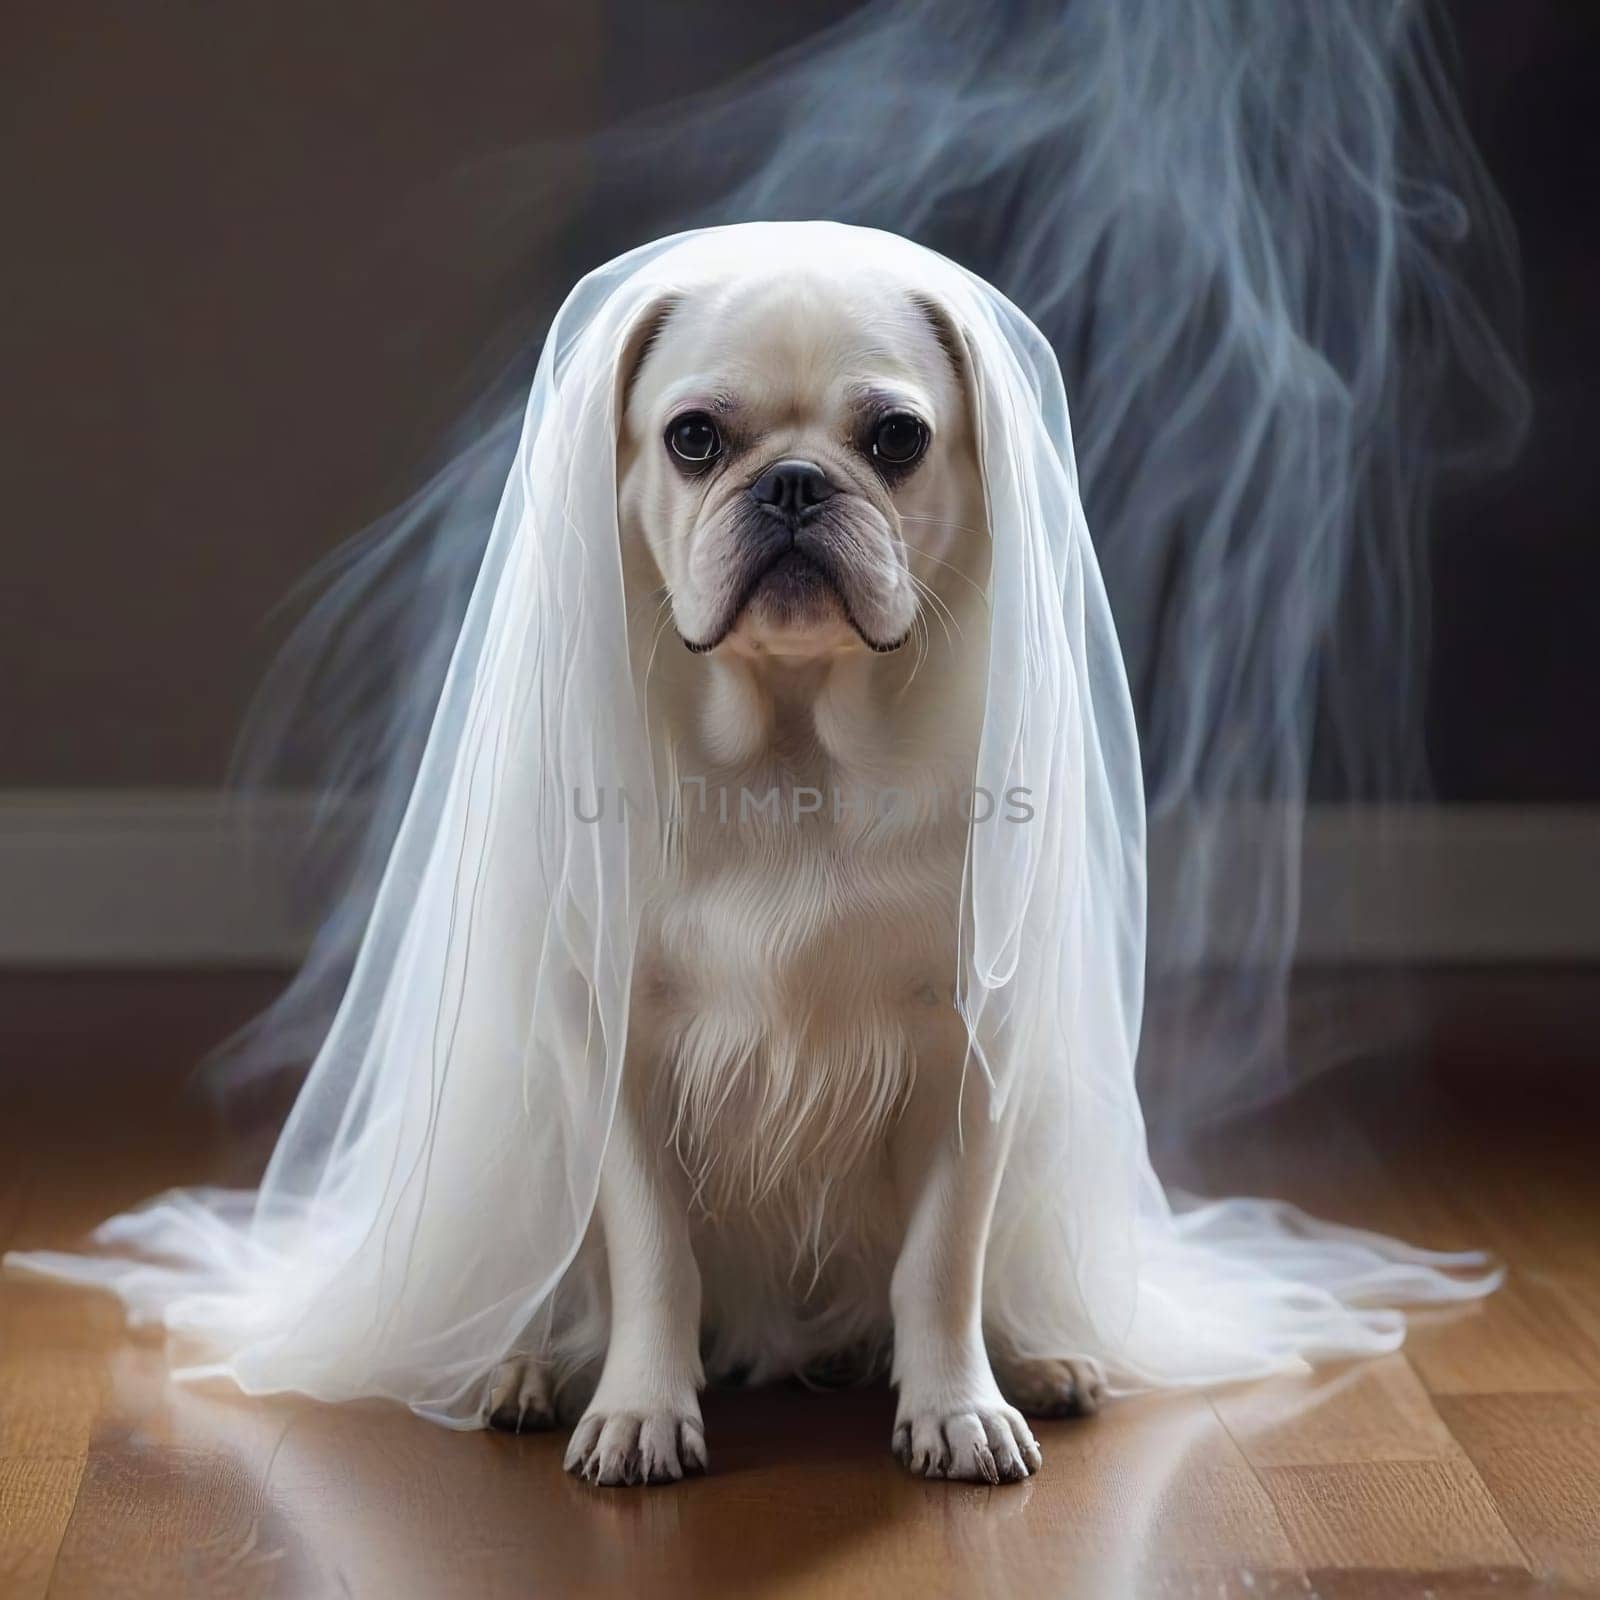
[1287,806,1599,963]
[1149,803,1600,964]
[0,791,311,967]
[0,791,1595,968]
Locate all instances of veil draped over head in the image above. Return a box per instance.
[7,224,1495,1425]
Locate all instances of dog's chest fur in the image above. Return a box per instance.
[629,677,968,1360]
[640,759,965,1192]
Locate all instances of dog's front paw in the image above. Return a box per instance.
[564,1405,707,1486]
[994,1354,1106,1419]
[486,1358,559,1434]
[892,1400,1041,1484]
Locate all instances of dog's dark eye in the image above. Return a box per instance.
[871,412,929,468]
[666,412,721,466]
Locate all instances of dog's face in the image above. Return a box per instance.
[618,269,981,661]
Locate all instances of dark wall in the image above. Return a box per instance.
[1428,4,1600,801]
[1,2,1592,800]
[0,1,605,787]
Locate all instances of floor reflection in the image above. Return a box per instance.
[70,1342,1399,1599]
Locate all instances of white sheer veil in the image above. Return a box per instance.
[7,223,1496,1424]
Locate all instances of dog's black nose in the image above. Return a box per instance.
[749,459,835,517]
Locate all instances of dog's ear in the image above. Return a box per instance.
[911,291,982,451]
[614,293,683,432]
[911,292,962,373]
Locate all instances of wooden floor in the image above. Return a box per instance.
[1,974,1597,1599]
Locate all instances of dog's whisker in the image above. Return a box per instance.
[907,571,963,645]
[898,606,932,696]
[898,539,991,605]
[897,512,988,541]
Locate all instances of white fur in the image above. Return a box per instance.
[492,269,1098,1485]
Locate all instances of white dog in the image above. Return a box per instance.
[7,223,1493,1495]
[484,264,1101,1487]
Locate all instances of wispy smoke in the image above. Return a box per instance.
[225,0,1526,1133]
